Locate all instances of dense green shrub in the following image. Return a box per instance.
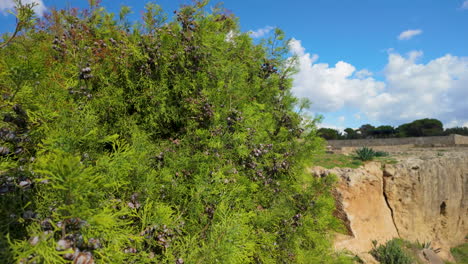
[354,147,388,161]
[0,1,352,263]
[355,147,376,161]
[370,239,413,264]
[374,151,389,157]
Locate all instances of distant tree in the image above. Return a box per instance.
[344,128,359,139]
[444,127,468,136]
[373,125,395,138]
[318,128,342,140]
[397,118,443,137]
[358,124,375,138]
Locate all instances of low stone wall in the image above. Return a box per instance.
[455,134,468,145]
[327,134,468,148]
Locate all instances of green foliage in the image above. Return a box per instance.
[374,150,389,157]
[370,239,413,264]
[397,118,444,137]
[337,119,468,140]
[354,147,388,161]
[444,126,468,136]
[0,1,347,263]
[355,147,388,161]
[358,124,375,138]
[318,128,342,140]
[344,128,359,139]
[0,0,38,49]
[355,147,376,161]
[373,125,396,138]
[414,240,442,254]
[451,242,468,264]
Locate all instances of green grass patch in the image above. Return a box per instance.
[451,243,468,264]
[311,153,363,169]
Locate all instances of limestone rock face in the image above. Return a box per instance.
[312,163,399,261]
[383,153,468,260]
[312,150,468,262]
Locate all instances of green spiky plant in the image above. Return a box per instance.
[355,147,376,161]
[0,1,355,263]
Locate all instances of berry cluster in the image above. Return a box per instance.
[22,217,100,263]
[0,169,33,195]
[291,213,302,228]
[251,143,273,158]
[51,35,68,59]
[140,224,176,250]
[79,65,93,80]
[226,109,243,132]
[127,192,141,209]
[3,104,28,130]
[204,205,215,220]
[68,86,93,100]
[0,105,34,186]
[175,8,198,34]
[137,41,161,76]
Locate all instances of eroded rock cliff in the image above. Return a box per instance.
[312,149,468,262]
[383,152,468,260]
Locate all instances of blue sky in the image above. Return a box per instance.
[1,0,468,130]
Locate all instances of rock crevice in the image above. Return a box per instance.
[382,176,400,237]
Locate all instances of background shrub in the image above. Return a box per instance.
[355,147,376,161]
[354,147,389,161]
[374,151,389,157]
[370,239,413,264]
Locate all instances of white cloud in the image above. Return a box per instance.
[290,39,468,127]
[317,123,345,133]
[248,26,274,38]
[338,116,345,123]
[290,38,385,113]
[398,29,422,40]
[461,1,468,9]
[368,52,468,126]
[355,69,372,79]
[0,0,47,16]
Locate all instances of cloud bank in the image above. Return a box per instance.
[290,38,468,127]
[249,26,274,38]
[398,29,422,40]
[0,0,47,16]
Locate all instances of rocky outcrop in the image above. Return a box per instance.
[419,249,444,264]
[311,150,468,262]
[311,163,398,260]
[383,152,468,260]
